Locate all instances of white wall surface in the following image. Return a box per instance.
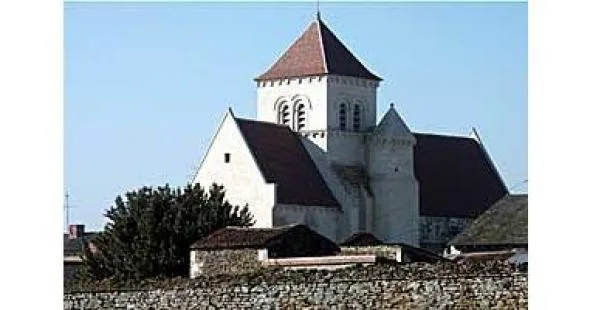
[256,76,328,132]
[327,75,378,131]
[193,111,275,228]
[273,204,342,242]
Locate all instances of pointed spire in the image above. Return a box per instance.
[374,103,413,137]
[316,0,321,21]
[255,18,381,81]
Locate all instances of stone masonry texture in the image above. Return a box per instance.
[64,261,527,309]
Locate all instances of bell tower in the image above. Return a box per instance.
[254,16,381,155]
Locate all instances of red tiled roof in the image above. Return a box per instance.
[235,118,340,207]
[190,224,340,253]
[256,18,381,81]
[191,225,294,250]
[413,133,508,218]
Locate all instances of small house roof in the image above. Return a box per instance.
[190,224,339,251]
[449,194,528,247]
[340,232,384,247]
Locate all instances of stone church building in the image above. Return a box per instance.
[193,17,507,253]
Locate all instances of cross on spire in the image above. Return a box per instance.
[316,0,321,20]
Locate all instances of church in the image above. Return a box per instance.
[193,16,507,253]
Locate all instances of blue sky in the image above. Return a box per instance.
[65,2,527,231]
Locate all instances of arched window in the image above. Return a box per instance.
[277,102,290,126]
[339,103,347,130]
[353,104,361,132]
[295,102,306,131]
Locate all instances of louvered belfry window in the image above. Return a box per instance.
[295,102,306,131]
[339,103,347,130]
[353,104,361,132]
[278,102,290,126]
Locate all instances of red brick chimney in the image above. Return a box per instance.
[68,224,85,239]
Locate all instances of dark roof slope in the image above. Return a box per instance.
[393,242,448,263]
[236,118,339,207]
[191,224,340,254]
[191,225,294,250]
[413,133,508,218]
[340,232,384,247]
[256,18,381,81]
[63,233,98,256]
[450,194,528,247]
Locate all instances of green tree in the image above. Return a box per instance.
[80,183,253,280]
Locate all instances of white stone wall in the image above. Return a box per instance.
[193,111,276,228]
[299,136,368,242]
[326,75,378,131]
[256,76,328,133]
[368,136,420,246]
[326,132,367,165]
[273,204,342,242]
[256,75,378,153]
[189,250,200,278]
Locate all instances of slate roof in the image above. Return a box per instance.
[450,194,528,247]
[191,224,339,252]
[236,118,340,207]
[256,18,381,81]
[63,232,98,256]
[413,133,508,218]
[340,232,385,247]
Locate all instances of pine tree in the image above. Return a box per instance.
[80,183,253,280]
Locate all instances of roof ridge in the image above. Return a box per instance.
[224,224,298,231]
[234,117,291,128]
[316,19,328,74]
[412,132,473,140]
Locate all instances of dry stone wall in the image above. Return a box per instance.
[340,246,400,261]
[191,249,261,277]
[65,261,527,309]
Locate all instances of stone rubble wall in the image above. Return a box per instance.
[340,245,400,261]
[65,261,527,309]
[191,249,261,277]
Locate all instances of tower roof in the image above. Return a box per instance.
[255,18,381,81]
[374,105,414,138]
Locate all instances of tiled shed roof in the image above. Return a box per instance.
[191,224,339,253]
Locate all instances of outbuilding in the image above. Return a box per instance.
[190,224,340,277]
[339,232,445,263]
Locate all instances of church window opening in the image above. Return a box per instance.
[295,102,306,131]
[339,103,347,130]
[224,153,231,163]
[353,104,361,132]
[278,102,290,126]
